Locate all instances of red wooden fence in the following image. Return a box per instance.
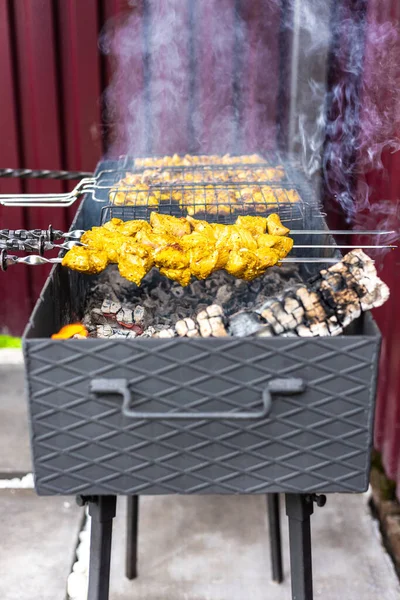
[0,0,399,494]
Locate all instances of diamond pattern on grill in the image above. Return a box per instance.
[24,336,378,495]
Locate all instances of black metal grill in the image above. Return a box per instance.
[18,155,381,600]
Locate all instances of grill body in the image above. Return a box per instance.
[23,157,381,496]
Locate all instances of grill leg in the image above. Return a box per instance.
[126,495,139,580]
[267,493,283,583]
[285,494,314,600]
[87,496,117,600]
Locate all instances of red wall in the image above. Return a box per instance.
[0,0,399,494]
[0,0,128,333]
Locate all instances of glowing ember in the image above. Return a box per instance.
[51,324,89,340]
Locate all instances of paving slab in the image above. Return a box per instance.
[0,489,83,600]
[108,493,400,600]
[0,350,31,474]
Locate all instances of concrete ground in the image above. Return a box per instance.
[1,349,400,600]
[107,494,400,600]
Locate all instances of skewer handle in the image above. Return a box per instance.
[0,239,83,253]
[0,250,62,271]
[0,168,93,180]
[0,178,95,207]
[0,226,84,242]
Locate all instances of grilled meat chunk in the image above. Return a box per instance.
[62,246,109,274]
[150,212,191,237]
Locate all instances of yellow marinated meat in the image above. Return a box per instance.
[158,267,192,287]
[235,215,267,236]
[62,212,293,286]
[266,213,290,236]
[62,246,109,275]
[153,245,189,270]
[257,234,294,259]
[150,212,191,237]
[118,253,152,286]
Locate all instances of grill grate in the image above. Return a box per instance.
[96,157,317,226]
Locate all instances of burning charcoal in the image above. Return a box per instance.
[133,305,145,323]
[126,331,138,339]
[131,324,144,335]
[72,334,87,340]
[209,316,228,337]
[101,298,112,315]
[216,284,234,307]
[96,324,113,338]
[295,288,326,322]
[189,281,204,297]
[195,305,227,337]
[116,308,134,328]
[141,326,156,338]
[171,286,185,298]
[156,328,176,339]
[256,325,274,337]
[150,287,170,304]
[175,319,189,337]
[205,279,218,291]
[246,250,389,338]
[90,308,108,326]
[196,310,212,337]
[175,318,199,337]
[249,280,262,294]
[101,299,121,319]
[259,306,285,335]
[283,296,304,325]
[206,304,223,318]
[176,310,188,320]
[109,330,130,339]
[196,304,208,314]
[143,298,156,310]
[229,312,264,337]
[234,279,248,292]
[185,318,199,337]
[269,300,299,330]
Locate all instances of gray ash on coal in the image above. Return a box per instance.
[84,264,302,337]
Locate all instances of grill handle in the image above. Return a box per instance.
[90,377,306,420]
[0,177,96,207]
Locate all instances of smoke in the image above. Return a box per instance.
[101,0,281,156]
[102,0,400,247]
[293,3,400,243]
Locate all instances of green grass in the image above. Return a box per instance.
[0,335,22,348]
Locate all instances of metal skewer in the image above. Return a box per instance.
[0,240,84,252]
[1,226,396,245]
[0,250,359,271]
[293,244,395,249]
[291,230,396,236]
[0,227,85,242]
[0,236,395,255]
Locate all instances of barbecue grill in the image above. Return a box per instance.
[0,0,392,594]
[0,152,384,600]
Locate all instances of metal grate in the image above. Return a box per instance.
[95,157,315,226]
[128,163,290,184]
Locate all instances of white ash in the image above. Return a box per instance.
[84,264,302,337]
